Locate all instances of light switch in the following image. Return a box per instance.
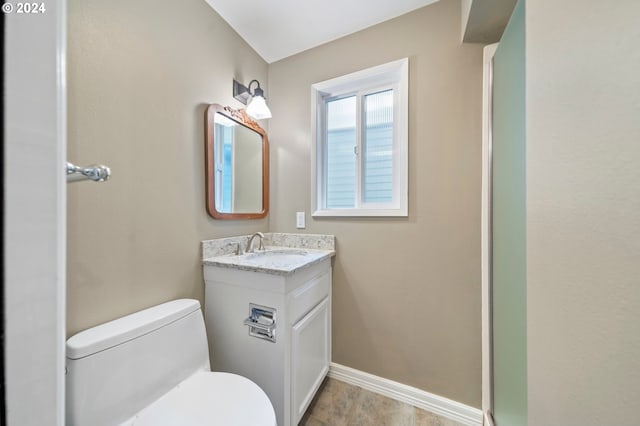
[296,211,305,229]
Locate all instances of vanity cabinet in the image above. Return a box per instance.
[291,296,330,422]
[203,257,332,426]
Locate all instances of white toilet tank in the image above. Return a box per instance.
[66,299,211,426]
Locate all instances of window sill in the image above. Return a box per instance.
[312,208,407,218]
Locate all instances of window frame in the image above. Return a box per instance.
[311,58,409,217]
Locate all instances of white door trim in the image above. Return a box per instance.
[4,0,67,424]
[481,42,498,425]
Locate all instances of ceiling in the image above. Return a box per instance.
[204,0,440,63]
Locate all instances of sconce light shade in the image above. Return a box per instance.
[233,79,272,120]
[246,95,272,120]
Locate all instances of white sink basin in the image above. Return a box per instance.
[243,249,308,264]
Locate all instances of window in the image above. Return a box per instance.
[311,58,408,217]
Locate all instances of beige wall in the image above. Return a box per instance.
[66,0,640,417]
[68,0,484,408]
[526,0,640,424]
[67,0,268,335]
[232,126,263,212]
[268,0,484,407]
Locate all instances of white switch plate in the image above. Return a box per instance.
[296,211,305,229]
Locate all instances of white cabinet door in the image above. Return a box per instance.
[291,297,330,424]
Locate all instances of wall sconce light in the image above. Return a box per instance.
[233,79,272,120]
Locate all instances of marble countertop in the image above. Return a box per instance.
[202,246,334,276]
[202,233,335,276]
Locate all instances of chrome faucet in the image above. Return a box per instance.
[245,232,265,253]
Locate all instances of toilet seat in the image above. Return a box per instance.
[128,371,276,426]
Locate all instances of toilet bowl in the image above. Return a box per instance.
[65,299,276,426]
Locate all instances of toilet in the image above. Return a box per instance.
[66,299,276,426]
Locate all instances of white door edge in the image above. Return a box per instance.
[481,42,498,423]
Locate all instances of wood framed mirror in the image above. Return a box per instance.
[205,104,269,219]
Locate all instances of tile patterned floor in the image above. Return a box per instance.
[300,377,465,426]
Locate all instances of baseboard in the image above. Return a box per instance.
[484,411,496,426]
[328,363,483,426]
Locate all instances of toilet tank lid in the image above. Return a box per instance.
[66,299,201,360]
